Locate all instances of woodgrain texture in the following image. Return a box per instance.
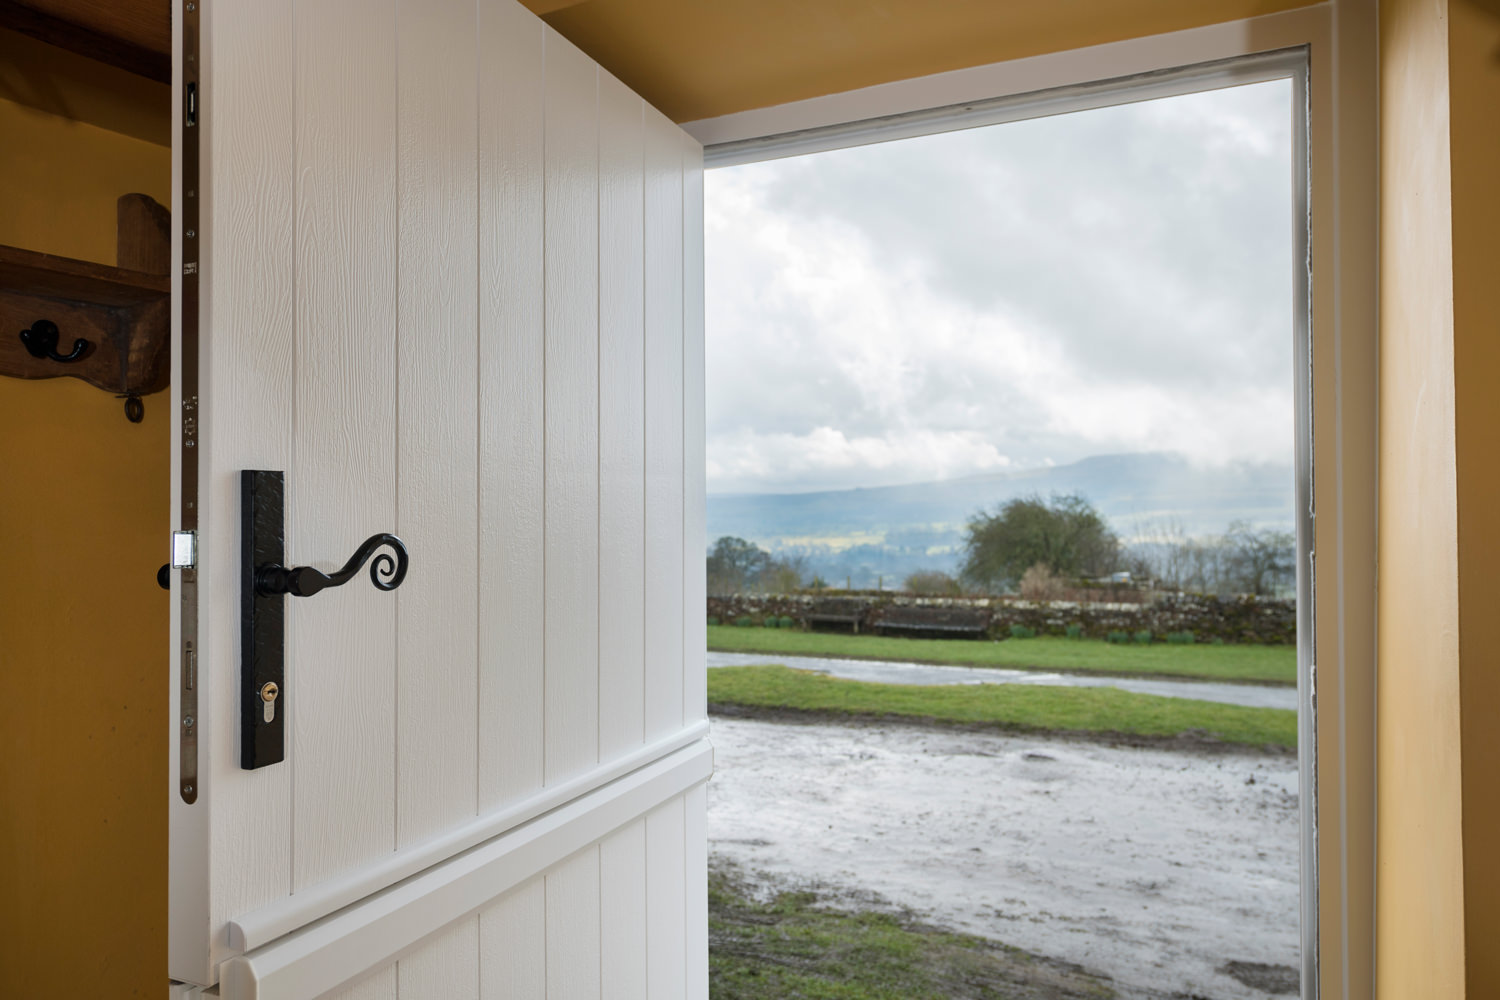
[194,0,296,982]
[117,191,171,273]
[397,914,479,1000]
[477,0,547,812]
[681,135,707,728]
[542,28,601,786]
[684,784,709,999]
[598,70,648,761]
[479,879,546,1000]
[395,0,480,848]
[325,965,396,1000]
[601,818,649,1000]
[645,795,689,1000]
[288,0,400,894]
[546,847,603,1000]
[643,106,686,742]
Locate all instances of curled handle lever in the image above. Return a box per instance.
[256,533,409,597]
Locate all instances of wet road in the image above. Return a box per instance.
[706,650,1298,710]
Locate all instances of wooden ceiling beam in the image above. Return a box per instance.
[1,0,170,83]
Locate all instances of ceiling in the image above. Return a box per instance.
[5,0,1316,122]
[522,0,1316,124]
[2,0,170,80]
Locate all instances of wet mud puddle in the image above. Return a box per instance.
[707,716,1301,999]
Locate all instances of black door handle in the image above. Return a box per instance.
[255,533,409,597]
[241,470,411,770]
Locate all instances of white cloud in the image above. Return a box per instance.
[705,79,1296,495]
[707,427,1011,495]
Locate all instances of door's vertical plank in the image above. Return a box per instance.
[546,847,603,1000]
[601,818,648,1000]
[199,0,294,968]
[684,784,709,999]
[396,914,479,1000]
[289,0,399,891]
[477,0,546,811]
[395,0,480,847]
[479,878,546,999]
[681,135,707,727]
[646,795,688,1000]
[598,72,647,762]
[643,109,686,741]
[325,965,397,1000]
[542,30,600,786]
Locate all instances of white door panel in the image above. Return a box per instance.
[476,0,546,813]
[287,803,701,1000]
[287,0,399,896]
[217,764,710,999]
[394,0,482,850]
[598,71,649,763]
[479,879,545,1000]
[542,31,602,789]
[600,818,649,999]
[172,0,707,990]
[643,107,687,743]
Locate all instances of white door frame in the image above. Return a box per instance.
[681,4,1376,997]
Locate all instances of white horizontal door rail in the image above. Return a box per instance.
[220,738,713,1000]
[229,721,710,954]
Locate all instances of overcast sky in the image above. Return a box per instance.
[705,79,1295,496]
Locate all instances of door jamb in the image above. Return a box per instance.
[682,5,1377,997]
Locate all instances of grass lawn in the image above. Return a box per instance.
[708,665,1297,751]
[710,862,1115,1000]
[707,625,1296,686]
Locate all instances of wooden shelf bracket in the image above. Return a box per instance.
[0,193,171,421]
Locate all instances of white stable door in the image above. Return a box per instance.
[167,1,708,996]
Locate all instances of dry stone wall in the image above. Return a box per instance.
[706,593,1296,645]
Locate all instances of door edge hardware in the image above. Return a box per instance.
[255,533,409,598]
[171,530,197,568]
[19,319,91,362]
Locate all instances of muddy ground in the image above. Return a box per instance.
[706,715,1301,999]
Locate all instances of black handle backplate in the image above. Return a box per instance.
[242,470,287,769]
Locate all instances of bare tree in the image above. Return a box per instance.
[1222,521,1296,597]
[1125,517,1294,597]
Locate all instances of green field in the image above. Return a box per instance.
[707,625,1295,685]
[710,862,1116,1000]
[707,665,1297,750]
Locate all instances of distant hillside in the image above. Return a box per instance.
[705,452,1294,588]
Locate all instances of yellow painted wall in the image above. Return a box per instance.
[1378,0,1500,993]
[1450,0,1500,995]
[0,32,170,999]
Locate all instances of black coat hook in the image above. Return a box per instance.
[19,320,90,363]
[255,533,409,598]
